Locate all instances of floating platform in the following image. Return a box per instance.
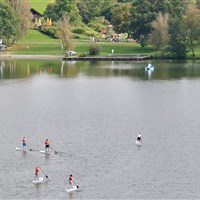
[63,55,151,61]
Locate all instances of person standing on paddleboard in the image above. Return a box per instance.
[35,166,40,180]
[137,132,142,142]
[45,139,50,152]
[69,174,73,188]
[22,137,27,150]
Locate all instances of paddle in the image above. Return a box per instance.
[50,146,58,154]
[26,144,33,151]
[72,180,79,189]
[39,167,49,179]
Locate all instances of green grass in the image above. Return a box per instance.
[10,29,61,55]
[9,43,62,55]
[19,29,59,43]
[8,29,158,55]
[29,0,54,14]
[75,43,157,56]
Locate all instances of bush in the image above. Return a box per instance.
[89,44,101,55]
[88,22,103,32]
[73,34,80,39]
[40,26,57,38]
[72,27,86,34]
[85,30,99,37]
[79,53,87,57]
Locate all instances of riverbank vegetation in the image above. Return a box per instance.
[2,0,200,58]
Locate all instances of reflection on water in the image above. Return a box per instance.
[146,70,154,80]
[1,59,200,80]
[22,151,27,159]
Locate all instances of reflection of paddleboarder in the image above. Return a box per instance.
[45,139,50,152]
[22,137,27,150]
[35,166,40,180]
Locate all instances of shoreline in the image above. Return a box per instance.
[0,53,198,61]
[0,53,151,61]
[0,54,63,59]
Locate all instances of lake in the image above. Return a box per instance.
[0,59,200,199]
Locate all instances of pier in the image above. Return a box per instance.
[63,55,151,61]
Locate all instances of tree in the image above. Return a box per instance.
[149,13,169,54]
[9,0,32,39]
[111,2,132,34]
[44,0,81,23]
[167,17,186,58]
[77,1,90,23]
[197,0,200,9]
[43,3,57,22]
[0,0,19,44]
[130,0,156,47]
[117,0,133,2]
[129,0,184,47]
[169,0,184,18]
[78,0,117,23]
[56,14,74,52]
[182,4,200,57]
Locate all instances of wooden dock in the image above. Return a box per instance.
[63,55,151,61]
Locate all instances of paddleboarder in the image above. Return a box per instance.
[45,139,50,152]
[137,132,142,142]
[22,137,27,150]
[35,166,40,180]
[69,174,73,188]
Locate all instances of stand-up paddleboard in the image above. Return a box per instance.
[39,150,54,155]
[32,177,44,184]
[66,185,79,193]
[16,147,28,152]
[135,140,142,146]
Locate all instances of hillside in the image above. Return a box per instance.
[29,0,54,14]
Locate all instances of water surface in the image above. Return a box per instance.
[0,59,200,199]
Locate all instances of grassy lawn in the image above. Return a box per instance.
[19,29,59,43]
[9,29,157,56]
[9,43,62,55]
[75,43,157,56]
[9,29,61,55]
[29,0,54,13]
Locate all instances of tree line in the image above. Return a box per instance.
[1,0,200,58]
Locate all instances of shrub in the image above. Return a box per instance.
[40,26,57,38]
[89,44,101,55]
[72,27,86,34]
[79,53,87,57]
[85,30,99,37]
[88,22,103,32]
[73,34,80,39]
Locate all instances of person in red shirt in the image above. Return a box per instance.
[69,174,73,188]
[35,166,40,180]
[45,139,50,152]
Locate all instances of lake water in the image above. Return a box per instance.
[1,59,200,199]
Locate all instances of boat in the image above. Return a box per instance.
[135,140,142,146]
[32,177,44,184]
[66,185,79,193]
[16,147,28,152]
[145,63,154,71]
[39,150,54,155]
